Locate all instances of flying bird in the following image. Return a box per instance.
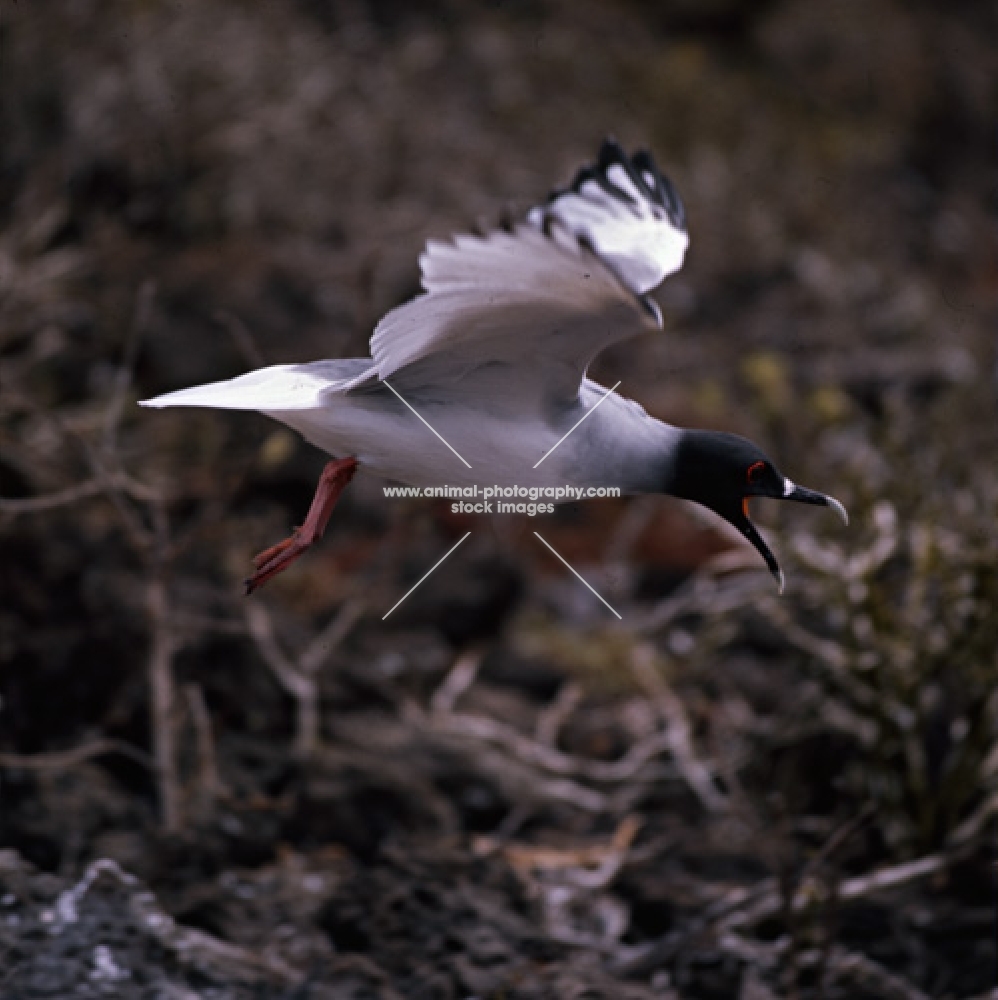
[142,140,847,593]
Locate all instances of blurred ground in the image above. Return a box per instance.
[1,1,996,997]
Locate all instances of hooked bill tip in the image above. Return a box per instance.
[827,495,849,526]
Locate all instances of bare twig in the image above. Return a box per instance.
[529,777,609,813]
[547,814,643,891]
[244,599,364,758]
[630,642,728,813]
[611,879,779,976]
[184,683,227,822]
[400,702,614,813]
[476,814,643,890]
[615,846,968,978]
[299,596,366,676]
[819,944,932,1000]
[147,570,182,833]
[0,471,157,515]
[836,852,952,902]
[721,849,964,934]
[103,280,155,456]
[802,804,874,877]
[432,710,672,784]
[431,648,482,715]
[760,602,879,711]
[948,788,998,846]
[71,429,158,553]
[535,682,582,747]
[714,931,787,970]
[245,603,319,758]
[4,360,182,833]
[0,739,152,772]
[630,572,768,635]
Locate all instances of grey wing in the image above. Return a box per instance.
[369,140,688,413]
[140,142,688,418]
[370,226,653,412]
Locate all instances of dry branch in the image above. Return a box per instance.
[630,642,728,813]
[432,709,672,784]
[245,598,365,758]
[430,648,482,715]
[147,573,182,833]
[102,280,155,456]
[184,682,227,822]
[614,845,967,979]
[478,814,644,891]
[630,572,768,635]
[535,682,582,746]
[245,603,319,757]
[0,739,152,772]
[819,944,933,1000]
[0,471,157,515]
[717,847,966,936]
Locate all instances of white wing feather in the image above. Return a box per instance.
[370,225,649,398]
[139,360,375,411]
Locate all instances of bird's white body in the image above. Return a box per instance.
[265,376,679,493]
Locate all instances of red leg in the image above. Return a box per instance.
[245,457,358,594]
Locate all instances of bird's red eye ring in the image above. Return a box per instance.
[746,460,766,485]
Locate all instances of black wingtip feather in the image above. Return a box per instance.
[547,140,687,232]
[597,136,628,165]
[633,149,686,229]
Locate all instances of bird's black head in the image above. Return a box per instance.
[669,429,848,591]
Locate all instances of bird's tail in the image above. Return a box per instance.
[140,360,376,412]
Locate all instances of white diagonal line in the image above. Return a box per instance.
[533,531,622,619]
[533,381,621,468]
[382,379,472,468]
[382,531,472,620]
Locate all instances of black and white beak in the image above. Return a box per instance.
[739,479,848,593]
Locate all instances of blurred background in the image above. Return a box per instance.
[1,1,996,997]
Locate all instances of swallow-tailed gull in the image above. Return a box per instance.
[142,140,847,593]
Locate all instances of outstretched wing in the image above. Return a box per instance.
[370,139,688,409]
[141,142,689,417]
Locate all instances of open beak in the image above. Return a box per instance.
[735,514,786,593]
[736,481,848,594]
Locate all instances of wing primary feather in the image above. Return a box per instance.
[598,138,658,204]
[640,295,663,327]
[531,140,689,296]
[592,171,640,210]
[632,149,686,230]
